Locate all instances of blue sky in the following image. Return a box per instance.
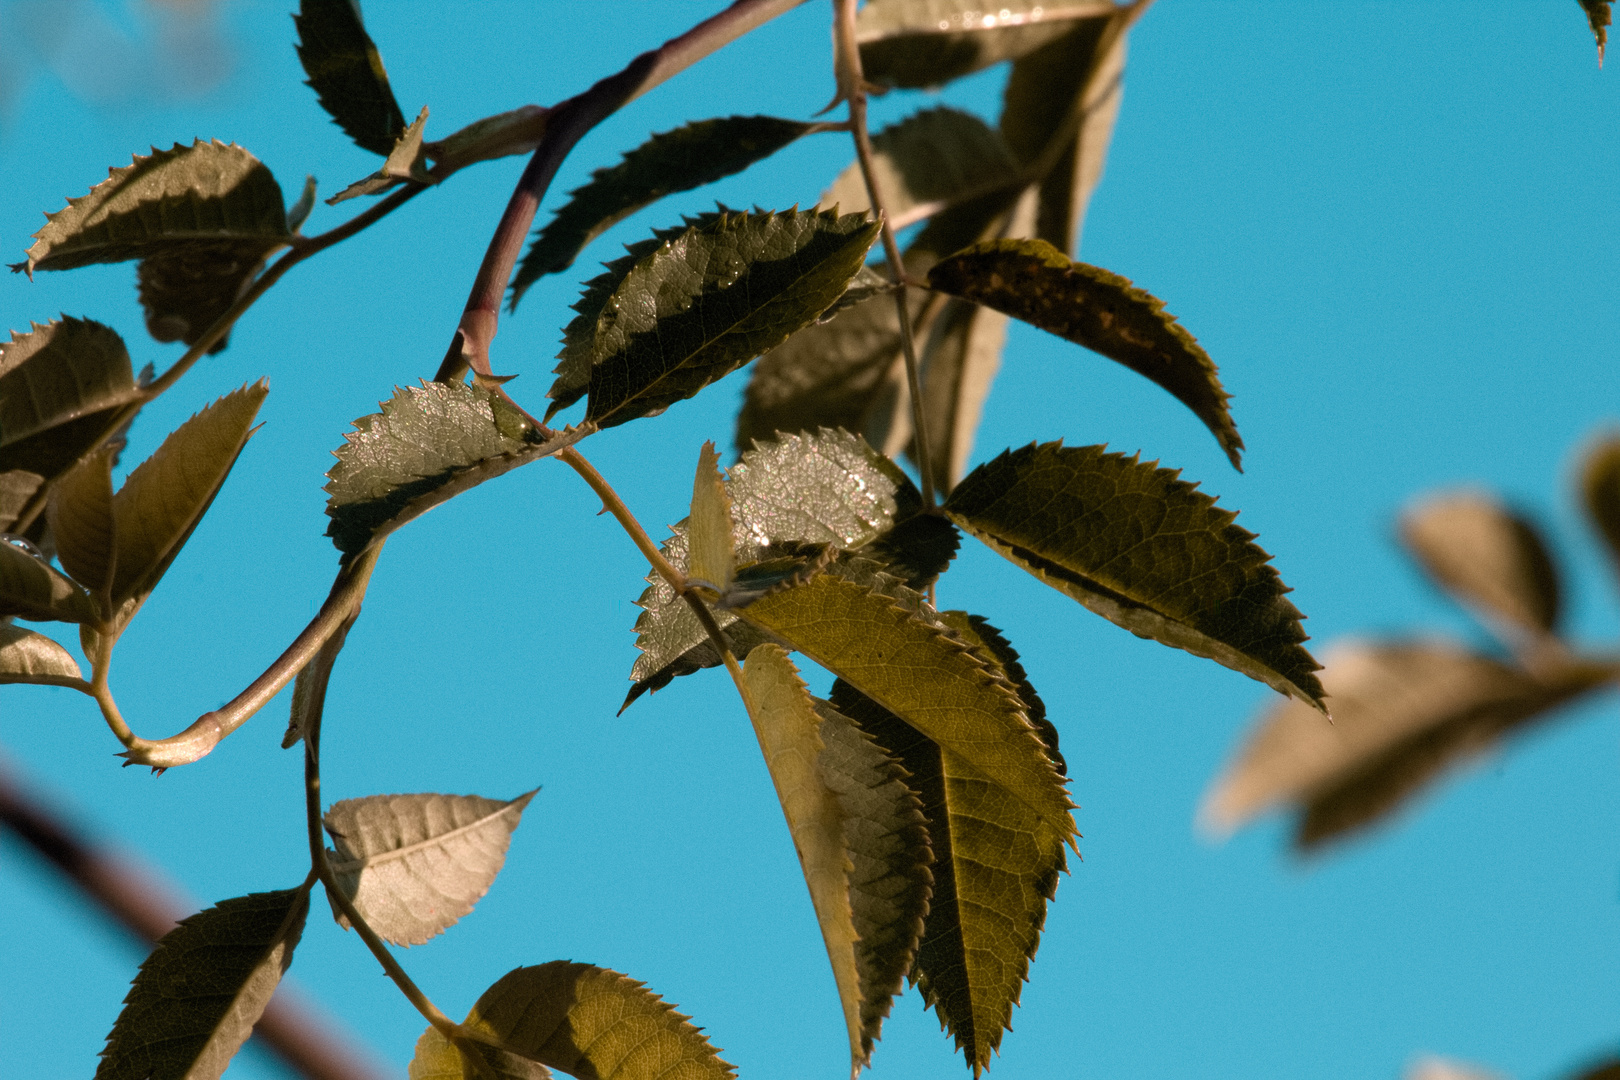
[1,3,1617,1079]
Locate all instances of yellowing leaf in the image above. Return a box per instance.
[325,790,537,947]
[294,0,408,156]
[0,625,82,682]
[329,105,432,204]
[687,442,735,593]
[409,962,734,1080]
[48,447,117,597]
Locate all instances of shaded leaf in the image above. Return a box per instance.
[945,442,1323,706]
[0,470,43,533]
[326,790,537,947]
[831,678,1067,1075]
[734,570,1075,838]
[111,382,267,614]
[294,0,407,156]
[20,141,288,274]
[425,105,551,175]
[409,962,734,1080]
[862,512,960,592]
[1000,14,1126,253]
[741,645,931,1071]
[0,318,138,449]
[585,208,881,429]
[513,115,816,304]
[546,231,672,421]
[1580,0,1612,64]
[287,175,319,232]
[858,0,1114,89]
[688,442,735,593]
[821,107,1021,227]
[95,887,310,1080]
[914,297,1008,491]
[1399,492,1561,640]
[0,624,82,682]
[928,239,1243,469]
[1579,433,1620,573]
[939,612,1064,775]
[328,104,431,204]
[1203,641,1612,849]
[818,264,897,323]
[48,447,117,596]
[137,240,275,353]
[326,381,547,561]
[0,537,96,623]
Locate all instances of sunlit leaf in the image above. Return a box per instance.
[408,962,735,1080]
[512,115,816,304]
[95,887,310,1080]
[821,107,1021,227]
[325,790,537,947]
[688,442,735,593]
[940,611,1065,774]
[1000,14,1126,253]
[945,442,1323,706]
[329,104,432,204]
[1203,641,1612,849]
[831,673,1067,1075]
[1579,0,1611,65]
[424,104,551,175]
[48,447,117,596]
[734,570,1076,839]
[1398,492,1561,640]
[0,625,82,682]
[928,239,1244,469]
[0,537,96,624]
[18,141,289,274]
[326,381,548,561]
[111,382,268,615]
[585,208,881,429]
[1579,433,1620,573]
[0,318,138,451]
[294,0,407,156]
[858,0,1115,89]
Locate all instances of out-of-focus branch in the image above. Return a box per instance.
[0,752,391,1080]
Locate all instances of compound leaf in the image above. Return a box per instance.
[325,381,547,561]
[111,382,267,614]
[512,115,816,304]
[584,208,881,429]
[858,0,1115,89]
[325,790,537,947]
[0,624,82,682]
[19,141,289,274]
[0,318,138,452]
[929,240,1243,469]
[0,536,97,623]
[821,107,1021,227]
[831,674,1067,1075]
[294,0,407,156]
[1204,641,1612,848]
[1398,492,1561,641]
[733,571,1076,839]
[741,645,931,1072]
[95,887,310,1080]
[408,962,734,1080]
[945,442,1323,707]
[48,447,117,596]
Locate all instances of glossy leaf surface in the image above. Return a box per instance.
[0,624,82,682]
[945,442,1324,706]
[94,888,309,1080]
[294,0,408,156]
[1398,492,1561,639]
[928,239,1243,468]
[325,790,537,947]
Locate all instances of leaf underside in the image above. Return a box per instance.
[821,107,1021,225]
[49,447,118,595]
[0,318,138,450]
[294,0,408,156]
[945,442,1323,707]
[95,888,309,1080]
[857,0,1114,89]
[0,624,82,681]
[1398,492,1561,639]
[927,239,1244,469]
[137,239,276,353]
[0,532,97,623]
[409,962,735,1080]
[512,115,815,305]
[325,790,537,947]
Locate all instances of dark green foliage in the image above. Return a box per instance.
[511,115,817,305]
[294,0,408,156]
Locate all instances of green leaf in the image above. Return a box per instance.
[625,429,923,708]
[328,104,432,204]
[0,537,96,623]
[821,107,1022,227]
[733,570,1076,839]
[137,241,273,354]
[584,208,881,429]
[47,447,117,597]
[409,962,735,1080]
[1398,492,1561,641]
[95,887,310,1080]
[857,0,1115,89]
[914,297,1009,491]
[1204,642,1612,849]
[1000,14,1126,254]
[940,612,1065,775]
[741,645,931,1072]
[325,790,537,947]
[830,674,1067,1075]
[928,239,1244,469]
[0,318,138,450]
[0,625,82,682]
[111,382,268,615]
[1579,0,1612,64]
[18,141,289,274]
[325,381,548,561]
[945,442,1324,707]
[294,0,408,156]
[1579,433,1620,574]
[512,115,817,305]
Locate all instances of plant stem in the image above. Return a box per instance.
[436,0,810,384]
[558,446,687,591]
[833,0,938,508]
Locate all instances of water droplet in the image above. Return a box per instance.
[1,534,43,559]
